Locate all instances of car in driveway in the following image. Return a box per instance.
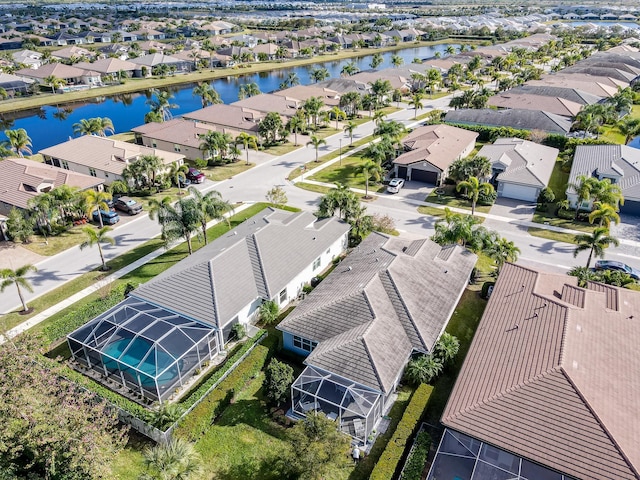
[386,178,405,194]
[186,168,206,184]
[113,196,143,215]
[92,209,120,225]
[594,260,640,280]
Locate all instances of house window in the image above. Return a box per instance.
[326,248,330,254]
[152,141,157,148]
[61,160,69,170]
[293,335,317,353]
[279,288,287,304]
[89,168,97,177]
[313,257,321,270]
[174,144,181,152]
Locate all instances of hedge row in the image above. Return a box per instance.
[175,332,273,441]
[370,384,433,480]
[400,430,432,480]
[178,330,266,409]
[444,122,530,142]
[42,284,127,344]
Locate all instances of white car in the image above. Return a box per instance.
[386,178,405,193]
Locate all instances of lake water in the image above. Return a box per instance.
[1,44,457,152]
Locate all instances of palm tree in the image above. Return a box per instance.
[235,132,258,166]
[148,196,172,227]
[140,438,202,480]
[391,54,403,67]
[357,160,383,199]
[433,332,460,365]
[569,174,597,219]
[188,187,232,244]
[485,237,520,270]
[161,197,201,255]
[310,66,330,83]
[329,106,346,130]
[287,114,305,146]
[44,74,66,92]
[404,354,443,385]
[573,226,620,268]
[343,121,356,145]
[146,88,178,122]
[616,117,640,145]
[4,128,32,157]
[456,176,494,216]
[168,162,189,195]
[409,92,424,119]
[445,45,456,56]
[79,226,115,271]
[306,135,326,162]
[0,264,37,312]
[83,189,112,228]
[193,82,221,108]
[588,202,620,228]
[591,178,624,210]
[73,118,100,136]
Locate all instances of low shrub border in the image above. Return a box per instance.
[370,383,433,480]
[399,428,432,480]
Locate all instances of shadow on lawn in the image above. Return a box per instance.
[216,395,289,441]
[217,455,295,480]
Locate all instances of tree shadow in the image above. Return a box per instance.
[217,455,295,480]
[216,396,289,441]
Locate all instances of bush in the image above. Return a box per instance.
[400,430,432,480]
[264,358,294,406]
[258,300,280,325]
[537,187,555,205]
[231,322,246,340]
[193,158,208,170]
[444,123,530,142]
[477,188,497,206]
[370,384,433,480]
[557,207,576,220]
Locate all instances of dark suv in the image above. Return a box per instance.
[186,167,206,184]
[92,209,120,225]
[113,196,143,215]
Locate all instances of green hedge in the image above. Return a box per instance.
[444,122,530,142]
[370,384,433,480]
[42,284,127,344]
[400,430,432,480]
[175,332,273,441]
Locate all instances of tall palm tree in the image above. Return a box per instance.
[343,121,356,145]
[485,237,520,271]
[0,264,37,312]
[391,54,403,67]
[306,135,326,162]
[357,160,383,199]
[310,66,330,83]
[193,82,221,108]
[148,196,172,227]
[409,92,424,119]
[591,178,624,210]
[456,176,494,216]
[235,132,258,166]
[168,162,189,195]
[139,155,164,189]
[569,174,597,219]
[140,438,202,480]
[146,88,178,122]
[287,114,305,146]
[73,118,100,136]
[83,189,112,228]
[4,128,32,157]
[616,117,640,145]
[95,117,115,136]
[329,106,346,130]
[79,226,115,271]
[44,75,66,92]
[588,202,620,228]
[372,110,387,127]
[188,187,232,244]
[161,197,201,255]
[573,226,619,268]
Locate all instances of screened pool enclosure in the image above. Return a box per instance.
[291,366,384,444]
[67,297,218,402]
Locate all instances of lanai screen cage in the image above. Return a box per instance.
[291,365,384,444]
[67,297,218,402]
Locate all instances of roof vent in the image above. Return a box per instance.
[347,266,352,271]
[234,231,237,235]
[313,236,316,240]
[375,257,379,262]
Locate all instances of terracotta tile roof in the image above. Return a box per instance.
[182,104,263,133]
[488,93,583,117]
[442,263,640,480]
[75,57,137,74]
[393,124,478,170]
[0,157,103,210]
[232,93,301,118]
[15,62,89,79]
[132,118,240,148]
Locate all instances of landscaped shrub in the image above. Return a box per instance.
[370,384,433,480]
[444,123,530,142]
[477,188,497,206]
[42,284,127,344]
[400,430,432,480]
[175,332,273,441]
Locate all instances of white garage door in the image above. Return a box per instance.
[500,183,538,202]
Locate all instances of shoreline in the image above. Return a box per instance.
[0,39,465,115]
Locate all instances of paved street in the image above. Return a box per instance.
[2,97,640,314]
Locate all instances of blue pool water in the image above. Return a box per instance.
[102,338,179,387]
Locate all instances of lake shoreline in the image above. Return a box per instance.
[0,39,467,115]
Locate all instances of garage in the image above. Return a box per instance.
[410,169,439,184]
[621,199,640,216]
[397,166,408,180]
[499,183,539,202]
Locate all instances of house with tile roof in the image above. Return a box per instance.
[567,144,640,215]
[279,232,476,444]
[0,157,104,216]
[477,138,558,202]
[15,62,101,89]
[428,262,640,480]
[67,208,349,402]
[445,108,573,134]
[392,124,478,185]
[40,135,184,185]
[182,104,264,135]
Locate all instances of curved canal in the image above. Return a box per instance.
[1,44,458,151]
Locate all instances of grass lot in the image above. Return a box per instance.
[600,125,626,145]
[110,132,136,143]
[22,227,88,256]
[262,143,301,156]
[203,161,254,181]
[527,227,578,245]
[424,185,492,214]
[309,150,385,193]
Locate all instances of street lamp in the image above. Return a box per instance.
[339,138,343,166]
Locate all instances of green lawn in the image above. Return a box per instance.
[309,150,384,193]
[424,185,492,214]
[203,161,254,181]
[527,227,578,245]
[262,142,301,156]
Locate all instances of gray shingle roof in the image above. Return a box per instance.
[445,108,572,134]
[278,232,476,393]
[133,208,349,328]
[508,85,603,105]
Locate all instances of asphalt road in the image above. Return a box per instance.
[2,99,639,313]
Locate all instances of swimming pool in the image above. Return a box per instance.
[102,337,180,387]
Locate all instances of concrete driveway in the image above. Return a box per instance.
[611,213,640,243]
[389,180,434,202]
[486,198,537,234]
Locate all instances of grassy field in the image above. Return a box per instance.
[424,185,492,214]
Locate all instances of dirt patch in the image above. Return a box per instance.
[0,242,46,270]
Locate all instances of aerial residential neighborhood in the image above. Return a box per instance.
[1,1,640,480]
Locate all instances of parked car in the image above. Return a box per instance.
[113,196,143,215]
[186,168,206,184]
[178,177,191,188]
[594,260,640,280]
[386,178,405,194]
[92,209,120,225]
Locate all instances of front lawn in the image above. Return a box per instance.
[309,150,385,193]
[424,185,492,214]
[527,227,578,245]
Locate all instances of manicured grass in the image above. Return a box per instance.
[527,227,578,245]
[22,226,88,256]
[111,435,150,480]
[309,150,384,193]
[262,142,301,156]
[530,213,594,233]
[110,132,136,143]
[599,125,625,145]
[424,185,492,214]
[205,161,254,181]
[295,182,376,201]
[314,126,341,140]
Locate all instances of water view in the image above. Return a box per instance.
[1,44,457,151]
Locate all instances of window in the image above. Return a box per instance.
[313,257,321,270]
[61,160,69,170]
[293,335,317,353]
[152,141,157,148]
[89,168,97,177]
[279,288,287,304]
[174,144,181,152]
[326,248,330,254]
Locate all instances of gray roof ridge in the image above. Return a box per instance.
[558,366,640,478]
[207,261,221,327]
[308,320,372,356]
[247,233,269,298]
[361,334,385,392]
[382,269,428,351]
[279,290,370,327]
[510,146,547,185]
